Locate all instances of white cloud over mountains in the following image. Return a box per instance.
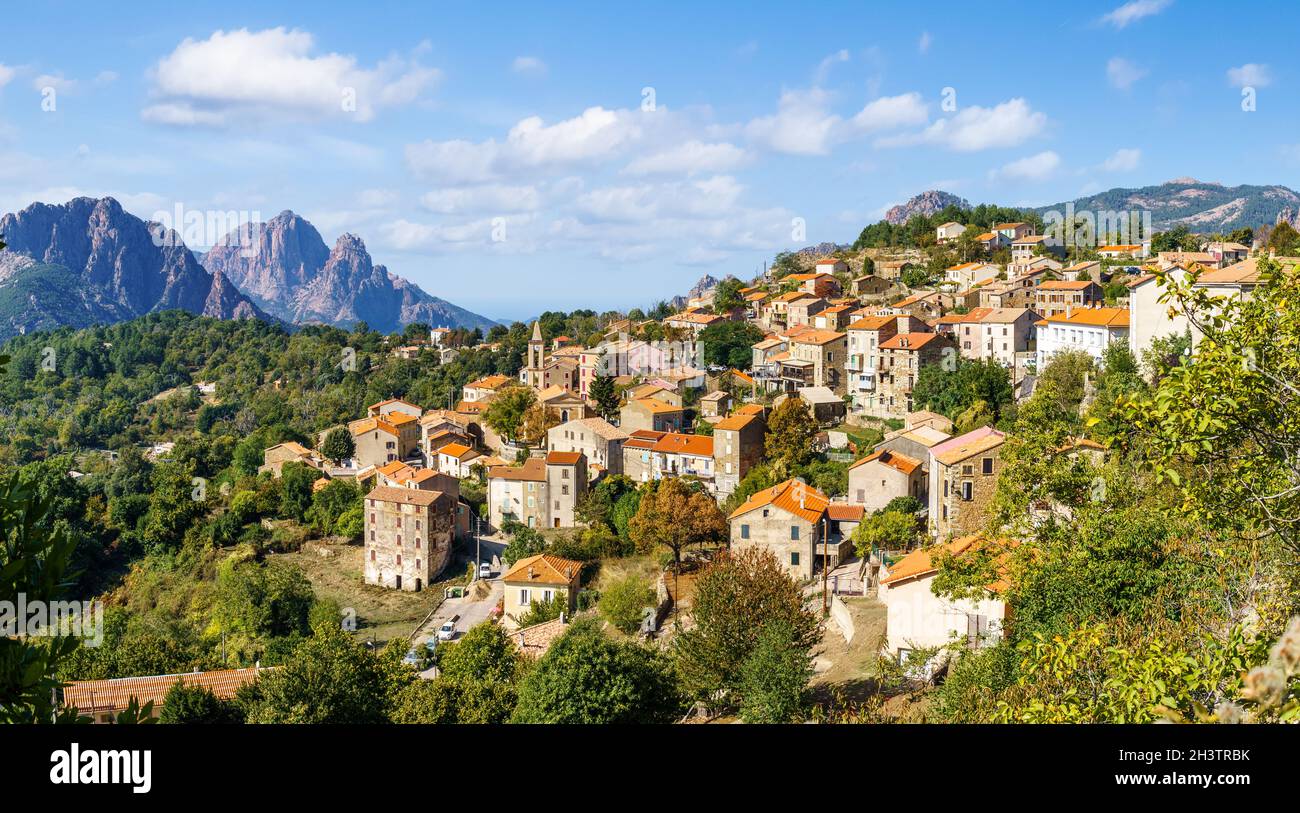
[141,27,438,125]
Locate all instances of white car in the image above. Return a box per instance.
[479,562,492,579]
[437,616,459,641]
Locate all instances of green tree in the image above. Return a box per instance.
[483,385,535,444]
[598,573,656,634]
[0,471,85,723]
[242,625,396,724]
[628,478,727,570]
[673,547,819,708]
[320,427,355,464]
[588,371,620,421]
[851,510,918,557]
[765,397,817,469]
[511,619,683,723]
[698,320,766,370]
[739,619,814,723]
[159,681,243,724]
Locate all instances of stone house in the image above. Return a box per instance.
[848,448,926,513]
[502,553,583,630]
[364,485,456,591]
[928,427,1006,539]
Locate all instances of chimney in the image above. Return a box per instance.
[527,566,535,580]
[1066,305,1073,319]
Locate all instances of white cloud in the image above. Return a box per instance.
[94,70,119,85]
[141,27,438,126]
[1100,147,1141,172]
[0,64,16,89]
[33,73,76,93]
[512,56,547,75]
[406,106,653,182]
[745,88,840,155]
[814,49,850,84]
[1227,63,1271,88]
[1100,0,1172,29]
[989,150,1060,182]
[918,32,932,55]
[421,184,541,214]
[879,97,1047,152]
[850,92,928,133]
[1107,57,1147,90]
[623,140,748,175]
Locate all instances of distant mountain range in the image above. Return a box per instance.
[0,197,267,341]
[1032,179,1300,232]
[881,180,1300,234]
[0,198,496,342]
[202,211,496,333]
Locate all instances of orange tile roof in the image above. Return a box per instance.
[847,314,897,331]
[1038,280,1096,291]
[1042,307,1130,327]
[850,448,922,475]
[728,478,828,523]
[932,426,1006,465]
[439,442,476,460]
[623,429,667,450]
[488,457,548,482]
[466,374,512,390]
[628,397,683,414]
[385,411,419,426]
[714,413,759,431]
[879,332,943,351]
[826,504,865,522]
[790,329,846,346]
[377,460,414,477]
[651,432,714,457]
[880,535,1010,592]
[545,451,583,465]
[63,667,267,713]
[733,403,765,416]
[503,553,583,585]
[369,397,421,412]
[366,485,444,506]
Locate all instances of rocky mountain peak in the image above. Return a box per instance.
[885,190,971,225]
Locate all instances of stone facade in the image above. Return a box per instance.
[364,486,456,591]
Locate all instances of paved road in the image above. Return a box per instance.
[410,532,510,657]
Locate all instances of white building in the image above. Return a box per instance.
[1035,307,1130,370]
[936,222,967,243]
[878,536,1006,666]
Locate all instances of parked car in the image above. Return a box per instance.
[402,647,421,666]
[479,562,492,579]
[437,615,460,641]
[424,637,438,653]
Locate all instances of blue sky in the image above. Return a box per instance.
[0,0,1295,320]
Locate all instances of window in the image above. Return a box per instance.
[543,589,554,602]
[370,549,375,561]
[740,524,750,539]
[396,554,402,566]
[982,457,994,475]
[790,526,800,540]
[856,489,865,502]
[415,538,421,549]
[415,520,421,530]
[562,469,570,479]
[961,481,973,501]
[397,534,402,545]
[519,589,530,605]
[790,552,800,566]
[369,513,375,523]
